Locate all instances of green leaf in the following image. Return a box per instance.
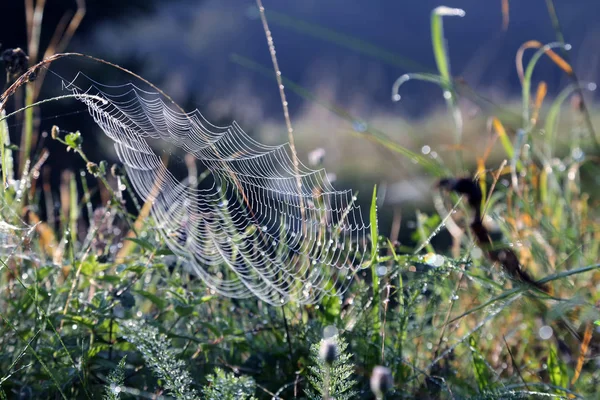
[80,258,111,276]
[320,283,341,322]
[134,290,167,310]
[35,266,54,281]
[469,336,492,392]
[370,185,379,263]
[95,275,122,284]
[174,303,194,317]
[62,314,96,329]
[197,295,215,303]
[87,343,110,359]
[168,288,189,304]
[124,237,155,252]
[547,345,568,391]
[64,131,83,150]
[121,264,146,275]
[155,247,175,256]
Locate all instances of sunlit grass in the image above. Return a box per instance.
[1,2,600,399]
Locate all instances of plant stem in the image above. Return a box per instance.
[281,306,294,361]
[545,0,600,153]
[19,85,35,177]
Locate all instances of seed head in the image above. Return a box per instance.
[319,338,338,365]
[2,48,29,77]
[51,125,60,140]
[370,366,393,399]
[86,162,99,176]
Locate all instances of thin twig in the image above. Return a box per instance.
[34,0,86,100]
[255,0,306,231]
[281,306,294,361]
[380,282,391,364]
[273,377,303,399]
[503,335,529,391]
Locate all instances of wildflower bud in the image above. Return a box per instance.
[370,366,393,399]
[319,338,338,365]
[51,125,60,140]
[86,162,99,176]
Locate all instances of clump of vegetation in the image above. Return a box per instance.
[103,356,126,400]
[121,320,199,399]
[306,335,358,400]
[202,368,257,400]
[1,1,599,399]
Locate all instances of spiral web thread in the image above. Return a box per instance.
[0,199,36,262]
[63,73,370,305]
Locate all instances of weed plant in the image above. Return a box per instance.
[0,2,599,399]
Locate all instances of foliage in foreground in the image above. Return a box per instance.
[1,3,600,400]
[306,336,357,400]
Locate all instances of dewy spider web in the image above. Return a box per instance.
[63,72,370,305]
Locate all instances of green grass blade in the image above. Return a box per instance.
[391,73,447,101]
[69,172,79,261]
[431,6,465,147]
[469,336,493,392]
[370,185,381,331]
[0,314,68,399]
[431,7,465,84]
[521,42,570,126]
[544,82,597,158]
[370,185,379,264]
[0,111,7,190]
[0,110,14,190]
[548,345,568,393]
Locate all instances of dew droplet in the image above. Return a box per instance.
[571,147,584,162]
[376,265,388,276]
[539,325,553,340]
[353,120,367,132]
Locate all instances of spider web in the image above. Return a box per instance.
[62,72,371,305]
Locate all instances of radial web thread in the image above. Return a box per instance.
[64,73,370,305]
